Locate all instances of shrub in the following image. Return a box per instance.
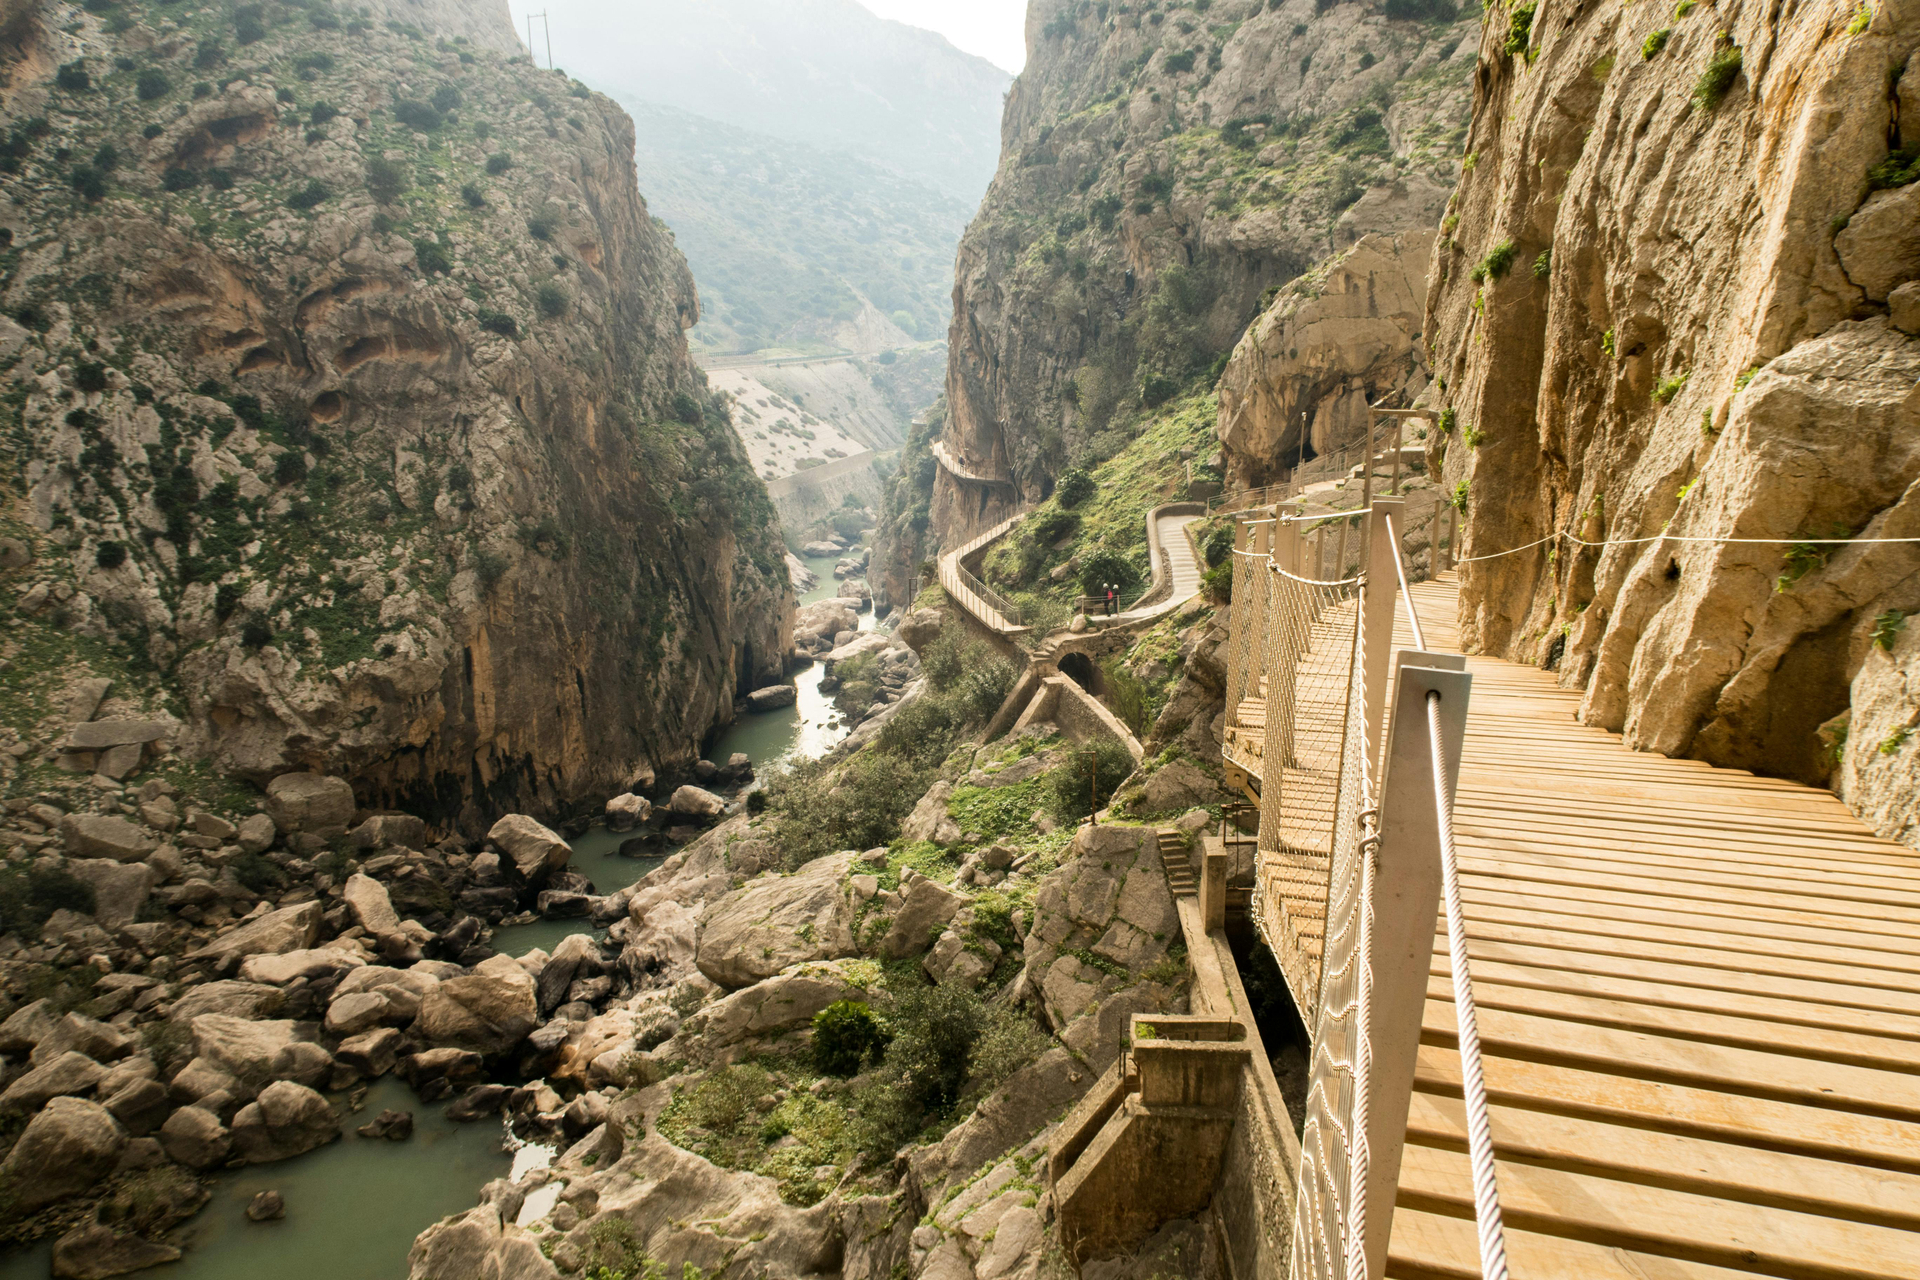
[70,164,108,201]
[74,362,110,393]
[392,99,443,131]
[234,4,265,44]
[274,452,308,485]
[1867,149,1920,190]
[1078,547,1140,600]
[1162,48,1197,73]
[813,1000,888,1076]
[527,212,555,240]
[478,310,519,338]
[1055,468,1096,508]
[475,547,509,589]
[142,123,164,139]
[194,39,224,70]
[1693,45,1742,109]
[1532,248,1552,279]
[671,391,702,424]
[0,866,97,936]
[1503,2,1536,55]
[162,166,200,192]
[1479,238,1517,280]
[414,237,453,275]
[207,168,234,190]
[287,180,331,210]
[1102,657,1151,738]
[1653,370,1690,403]
[310,102,338,124]
[56,61,91,91]
[240,619,274,649]
[854,983,986,1155]
[1045,738,1136,823]
[485,151,513,175]
[366,157,409,203]
[1138,370,1179,407]
[95,541,127,569]
[1642,28,1671,59]
[230,852,286,895]
[293,51,335,77]
[536,282,569,318]
[460,182,485,208]
[136,68,172,100]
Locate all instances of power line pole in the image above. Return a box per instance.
[525,10,550,69]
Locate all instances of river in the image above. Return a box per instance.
[0,554,873,1280]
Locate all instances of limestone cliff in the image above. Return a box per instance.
[0,0,790,828]
[1423,0,1920,832]
[920,0,1480,556]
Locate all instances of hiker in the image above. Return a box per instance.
[1104,585,1117,617]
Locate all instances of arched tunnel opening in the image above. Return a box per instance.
[1058,651,1105,695]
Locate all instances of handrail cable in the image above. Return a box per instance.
[1449,527,1920,565]
[1425,688,1511,1280]
[1385,515,1426,651]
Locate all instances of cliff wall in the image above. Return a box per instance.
[0,0,790,829]
[1424,0,1920,832]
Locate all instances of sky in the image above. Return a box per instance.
[860,0,1029,73]
[507,0,1030,75]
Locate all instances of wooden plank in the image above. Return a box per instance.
[1450,821,1920,891]
[1405,1091,1920,1232]
[1420,1000,1920,1123]
[1415,1046,1920,1174]
[1386,1207,1763,1280]
[1397,1143,1920,1280]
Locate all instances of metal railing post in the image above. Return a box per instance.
[1273,502,1301,575]
[1362,500,1402,775]
[1364,652,1471,1280]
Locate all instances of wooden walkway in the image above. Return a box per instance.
[1268,574,1920,1279]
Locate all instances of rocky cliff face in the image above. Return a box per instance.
[919,0,1480,558]
[1424,0,1920,829]
[0,0,790,829]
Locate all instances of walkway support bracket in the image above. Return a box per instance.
[1362,652,1470,1280]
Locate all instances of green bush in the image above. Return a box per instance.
[527,212,555,240]
[460,182,486,208]
[1078,547,1140,600]
[310,103,338,124]
[478,310,519,338]
[1055,468,1096,508]
[536,282,569,318]
[1162,49,1197,73]
[366,157,409,203]
[485,152,514,175]
[414,237,453,275]
[56,62,91,92]
[142,123,163,140]
[1868,148,1920,190]
[392,99,443,132]
[431,85,463,113]
[1642,28,1671,59]
[293,51,335,77]
[70,164,108,201]
[0,866,97,936]
[74,362,110,393]
[287,180,331,210]
[95,541,127,569]
[1045,738,1136,822]
[1503,2,1536,55]
[240,619,274,650]
[136,68,172,100]
[812,1000,889,1076]
[229,852,286,895]
[234,4,265,44]
[1693,45,1742,109]
[194,40,224,70]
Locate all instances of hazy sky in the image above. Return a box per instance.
[506,0,1029,75]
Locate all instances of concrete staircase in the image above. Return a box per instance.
[1157,829,1195,898]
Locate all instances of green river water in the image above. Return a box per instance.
[0,555,873,1278]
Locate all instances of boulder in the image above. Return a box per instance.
[695,851,859,989]
[246,1190,286,1222]
[103,1078,171,1135]
[879,876,967,960]
[535,932,599,1016]
[186,900,324,963]
[899,781,962,846]
[51,1225,181,1279]
[62,860,152,928]
[190,1015,331,1097]
[1137,758,1224,814]
[0,999,58,1054]
[446,1083,513,1121]
[487,815,571,881]
[230,1080,339,1163]
[168,980,286,1022]
[413,954,538,1055]
[926,929,1001,988]
[158,1104,230,1170]
[668,785,726,819]
[350,813,428,850]
[746,685,798,712]
[0,1097,125,1212]
[32,1013,132,1066]
[62,720,169,752]
[1,1050,106,1112]
[1835,181,1920,301]
[165,1057,239,1108]
[263,774,356,835]
[356,1108,414,1141]
[326,991,396,1037]
[191,812,239,841]
[604,793,651,832]
[332,966,440,1021]
[343,874,403,936]
[237,813,277,854]
[897,608,944,654]
[60,814,156,863]
[240,947,363,986]
[690,960,870,1048]
[334,1027,404,1079]
[1892,281,1920,335]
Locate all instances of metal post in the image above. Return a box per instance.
[1362,415,1377,564]
[1335,515,1351,581]
[1273,501,1302,575]
[1314,525,1327,580]
[1363,652,1471,1280]
[1362,501,1403,776]
[543,10,552,68]
[1391,421,1403,496]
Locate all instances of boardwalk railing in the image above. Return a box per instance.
[936,513,1032,633]
[1223,497,1504,1280]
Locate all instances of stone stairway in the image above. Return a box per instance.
[1158,829,1195,898]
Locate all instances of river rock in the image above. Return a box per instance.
[687,960,869,1049]
[746,685,798,712]
[50,1224,181,1279]
[186,900,324,963]
[357,1107,414,1140]
[166,1057,240,1108]
[230,1080,339,1163]
[60,814,156,862]
[412,954,538,1055]
[1,1050,105,1112]
[536,932,599,1016]
[103,1078,171,1135]
[343,873,403,936]
[332,966,440,1021]
[326,991,396,1037]
[487,815,571,881]
[264,774,356,835]
[334,1027,404,1079]
[246,1190,286,1222]
[350,813,428,850]
[604,793,651,832]
[695,851,859,989]
[0,1097,125,1212]
[190,1015,331,1098]
[0,999,58,1054]
[879,876,967,960]
[241,947,363,986]
[158,1104,230,1170]
[668,785,726,819]
[445,1083,512,1121]
[169,980,286,1022]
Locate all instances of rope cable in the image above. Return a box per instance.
[1426,689,1511,1280]
[1449,528,1920,565]
[1385,515,1426,651]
